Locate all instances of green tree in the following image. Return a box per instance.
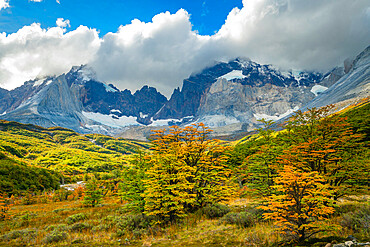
[243,119,284,197]
[118,151,147,213]
[83,177,102,207]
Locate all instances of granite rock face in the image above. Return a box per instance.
[196,77,315,130]
[1,75,88,131]
[154,58,323,121]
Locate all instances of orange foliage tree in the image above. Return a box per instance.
[280,105,366,199]
[260,165,336,242]
[0,193,12,221]
[143,123,236,224]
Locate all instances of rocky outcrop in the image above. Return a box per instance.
[67,66,168,125]
[154,61,236,120]
[196,77,315,131]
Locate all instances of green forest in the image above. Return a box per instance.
[0,101,369,246]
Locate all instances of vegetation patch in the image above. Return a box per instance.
[66,213,87,225]
[43,230,68,244]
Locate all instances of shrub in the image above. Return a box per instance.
[52,188,72,202]
[340,204,370,232]
[198,203,231,219]
[53,208,75,214]
[83,178,102,207]
[69,222,92,232]
[66,213,87,224]
[43,230,68,244]
[219,212,258,228]
[21,192,36,205]
[45,224,68,232]
[92,223,111,232]
[2,228,37,241]
[116,214,153,238]
[15,212,37,227]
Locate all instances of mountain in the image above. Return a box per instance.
[154,58,323,122]
[187,58,325,132]
[1,46,369,138]
[0,66,168,135]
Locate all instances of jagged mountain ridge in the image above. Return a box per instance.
[1,45,369,138]
[0,66,168,134]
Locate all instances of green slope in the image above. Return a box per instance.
[0,120,151,178]
[0,151,60,195]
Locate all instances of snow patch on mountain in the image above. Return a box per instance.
[79,66,97,82]
[33,78,53,87]
[310,85,328,96]
[103,83,117,93]
[219,70,247,81]
[140,112,148,118]
[110,109,122,114]
[150,118,180,126]
[253,106,299,121]
[83,124,109,133]
[33,79,45,87]
[82,111,140,128]
[196,114,240,127]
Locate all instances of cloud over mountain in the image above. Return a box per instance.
[0,0,369,96]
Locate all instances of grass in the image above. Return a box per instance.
[1,196,368,246]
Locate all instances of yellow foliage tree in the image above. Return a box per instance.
[260,165,336,242]
[143,123,236,224]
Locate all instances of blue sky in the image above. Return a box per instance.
[0,0,369,96]
[1,0,242,36]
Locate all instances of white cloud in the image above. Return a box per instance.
[56,18,70,28]
[0,23,101,89]
[0,0,9,10]
[29,0,43,2]
[90,9,218,96]
[215,0,370,71]
[56,0,60,4]
[0,0,369,97]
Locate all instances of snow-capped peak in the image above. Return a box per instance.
[219,70,247,81]
[78,66,97,82]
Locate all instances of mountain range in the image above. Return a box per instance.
[0,45,369,139]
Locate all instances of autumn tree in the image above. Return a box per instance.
[143,123,236,224]
[0,193,12,221]
[280,105,366,199]
[260,165,336,242]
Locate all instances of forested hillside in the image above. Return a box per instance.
[0,120,151,190]
[0,101,369,246]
